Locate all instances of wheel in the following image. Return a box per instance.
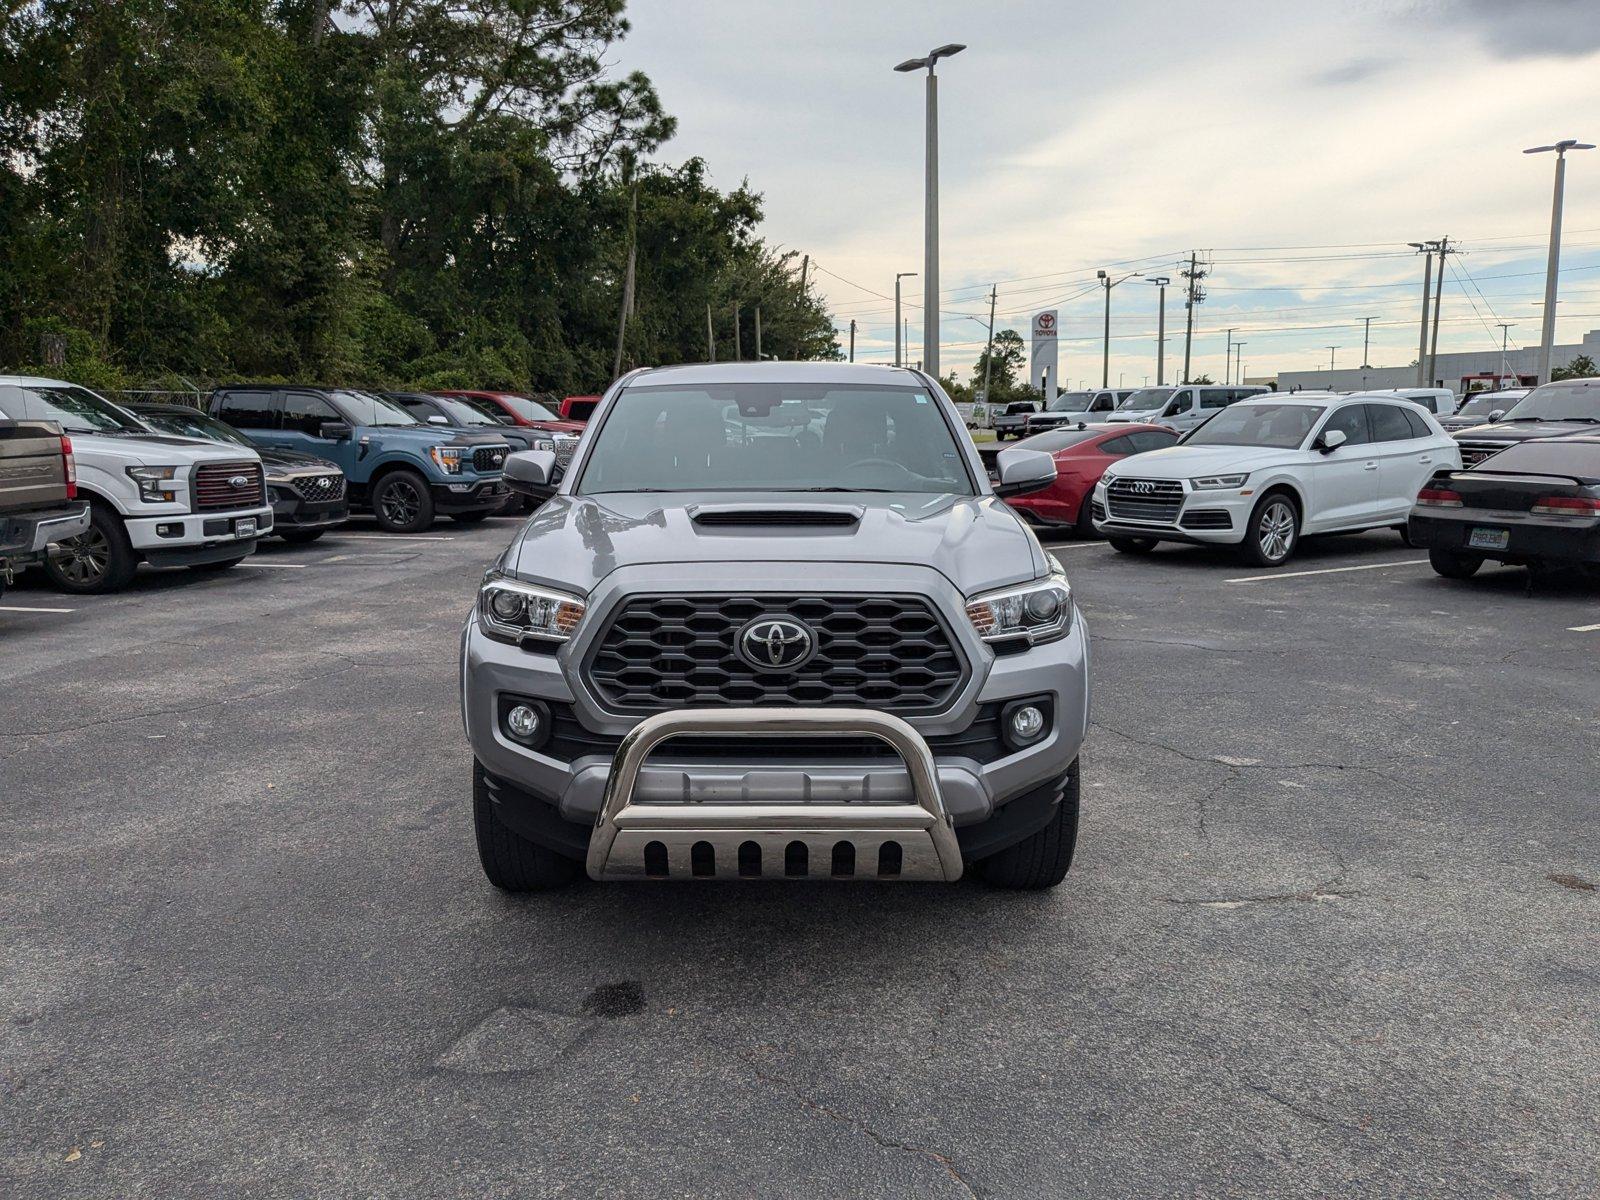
[1395,523,1418,548]
[188,555,248,573]
[977,761,1080,890]
[450,511,490,525]
[44,504,138,594]
[1108,536,1158,555]
[1237,493,1300,567]
[1074,496,1099,539]
[371,470,435,533]
[1429,548,1483,579]
[473,763,584,892]
[278,529,326,544]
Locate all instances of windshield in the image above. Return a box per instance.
[1121,387,1175,412]
[1017,428,1103,452]
[427,396,497,426]
[1183,403,1325,449]
[141,409,255,448]
[488,394,559,422]
[1456,392,1520,418]
[333,390,419,426]
[1047,391,1096,412]
[579,383,974,495]
[1501,382,1600,422]
[0,384,150,434]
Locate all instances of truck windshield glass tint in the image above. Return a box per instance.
[580,384,974,495]
[332,390,419,426]
[1184,404,1324,449]
[149,411,255,447]
[498,395,560,422]
[1503,383,1600,421]
[13,386,148,434]
[1122,388,1175,411]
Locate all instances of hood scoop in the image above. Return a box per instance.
[688,503,864,529]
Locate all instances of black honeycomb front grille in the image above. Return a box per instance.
[290,472,345,503]
[586,594,967,713]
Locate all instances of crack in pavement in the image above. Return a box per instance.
[1163,877,1358,909]
[1240,1079,1369,1138]
[741,1057,988,1199]
[1090,719,1404,786]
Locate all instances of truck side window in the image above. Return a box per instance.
[217,390,276,429]
[283,391,340,436]
[1163,390,1193,417]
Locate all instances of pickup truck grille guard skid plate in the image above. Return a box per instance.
[585,708,964,882]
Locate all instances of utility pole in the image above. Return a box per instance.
[1327,345,1337,373]
[1496,322,1515,379]
[1361,316,1374,368]
[1410,241,1437,386]
[1234,342,1246,383]
[849,319,856,363]
[1181,252,1206,383]
[1427,236,1450,386]
[1146,277,1170,385]
[894,272,917,368]
[706,304,715,362]
[799,254,809,296]
[755,307,763,360]
[1223,328,1238,385]
[1097,269,1142,387]
[1525,139,1593,381]
[895,43,964,381]
[979,285,997,411]
[733,304,741,361]
[612,179,638,380]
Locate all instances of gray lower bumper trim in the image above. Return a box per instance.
[585,707,964,882]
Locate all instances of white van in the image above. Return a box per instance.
[0,377,273,593]
[1350,388,1457,417]
[1107,385,1270,433]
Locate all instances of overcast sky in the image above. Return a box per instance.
[621,0,1600,385]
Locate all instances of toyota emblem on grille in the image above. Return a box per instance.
[737,616,816,672]
[1132,480,1155,494]
[227,474,250,488]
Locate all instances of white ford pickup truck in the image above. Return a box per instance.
[0,377,274,593]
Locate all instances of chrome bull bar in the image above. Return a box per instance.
[585,708,964,882]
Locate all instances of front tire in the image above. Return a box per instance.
[473,763,583,892]
[1429,548,1484,579]
[371,470,435,534]
[977,761,1081,890]
[1237,493,1300,567]
[1074,496,1099,539]
[1108,536,1158,555]
[44,504,138,594]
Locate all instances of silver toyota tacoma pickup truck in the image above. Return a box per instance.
[461,362,1090,890]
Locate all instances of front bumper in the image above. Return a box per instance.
[124,505,274,552]
[461,588,1090,869]
[433,479,508,512]
[1091,481,1248,545]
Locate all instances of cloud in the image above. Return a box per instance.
[1440,0,1600,58]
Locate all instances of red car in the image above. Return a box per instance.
[999,422,1179,535]
[433,390,585,438]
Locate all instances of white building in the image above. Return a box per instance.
[1271,328,1600,394]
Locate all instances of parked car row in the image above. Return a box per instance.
[0,376,587,595]
[994,378,1600,581]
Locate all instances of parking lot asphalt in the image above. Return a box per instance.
[3,517,1597,1198]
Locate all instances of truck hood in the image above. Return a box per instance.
[65,431,263,466]
[1102,444,1297,479]
[504,491,1047,595]
[1453,419,1599,444]
[373,426,511,447]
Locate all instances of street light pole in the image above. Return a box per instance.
[1361,316,1374,368]
[1525,138,1594,382]
[1233,342,1247,384]
[1327,345,1337,373]
[893,271,917,367]
[1223,327,1237,385]
[1096,269,1142,387]
[1147,276,1170,386]
[1409,241,1438,387]
[896,44,964,381]
[1496,322,1514,380]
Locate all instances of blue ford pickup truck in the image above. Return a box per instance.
[207,386,512,533]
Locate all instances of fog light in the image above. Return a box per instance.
[1009,705,1046,743]
[505,704,541,741]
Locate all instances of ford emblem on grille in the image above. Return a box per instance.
[227,474,250,488]
[737,616,816,672]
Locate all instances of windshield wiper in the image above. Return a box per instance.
[798,486,901,493]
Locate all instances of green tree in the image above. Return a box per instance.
[973,329,1027,397]
[1551,354,1597,381]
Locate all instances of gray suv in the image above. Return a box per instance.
[460,363,1090,891]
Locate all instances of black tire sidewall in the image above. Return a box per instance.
[1240,493,1300,567]
[44,504,138,594]
[372,471,435,533]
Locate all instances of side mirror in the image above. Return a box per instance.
[1316,428,1347,453]
[1488,410,1505,423]
[426,414,450,426]
[992,448,1057,498]
[503,449,558,498]
[319,421,353,441]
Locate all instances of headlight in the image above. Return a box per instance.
[126,465,181,503]
[429,445,465,474]
[1189,473,1249,490]
[478,573,586,645]
[965,569,1073,646]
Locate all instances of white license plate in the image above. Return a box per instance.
[234,518,258,538]
[1468,527,1508,551]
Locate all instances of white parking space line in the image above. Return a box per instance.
[1225,559,1430,585]
[1569,622,1600,633]
[336,534,454,542]
[0,604,76,614]
[1047,542,1105,552]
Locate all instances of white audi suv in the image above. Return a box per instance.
[1091,393,1462,566]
